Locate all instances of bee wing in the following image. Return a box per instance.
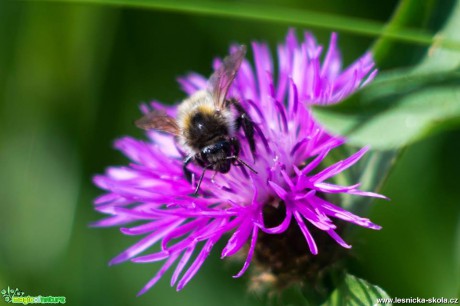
[207,45,246,110]
[135,110,181,136]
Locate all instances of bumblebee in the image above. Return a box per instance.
[136,45,256,194]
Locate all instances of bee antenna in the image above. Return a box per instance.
[234,157,258,174]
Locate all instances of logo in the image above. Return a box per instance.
[1,287,66,305]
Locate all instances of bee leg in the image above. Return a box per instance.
[183,155,194,184]
[230,136,240,157]
[226,139,257,174]
[229,99,256,156]
[194,164,213,195]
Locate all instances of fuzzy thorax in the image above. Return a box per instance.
[177,90,235,152]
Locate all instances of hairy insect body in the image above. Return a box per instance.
[177,90,235,154]
[135,45,256,194]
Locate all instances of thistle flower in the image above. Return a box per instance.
[93,30,384,295]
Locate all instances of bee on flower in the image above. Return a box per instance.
[93,29,384,295]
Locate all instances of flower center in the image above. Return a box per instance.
[250,199,348,291]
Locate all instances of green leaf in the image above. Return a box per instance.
[313,0,460,150]
[29,0,460,50]
[322,273,391,306]
[415,0,460,72]
[456,217,460,297]
[325,145,398,216]
[314,68,460,149]
[372,0,440,68]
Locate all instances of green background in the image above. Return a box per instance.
[0,0,458,305]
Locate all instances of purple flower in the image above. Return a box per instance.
[93,30,384,295]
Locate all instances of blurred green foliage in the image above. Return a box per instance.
[0,0,458,305]
[314,0,460,150]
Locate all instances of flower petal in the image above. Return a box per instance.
[233,227,258,278]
